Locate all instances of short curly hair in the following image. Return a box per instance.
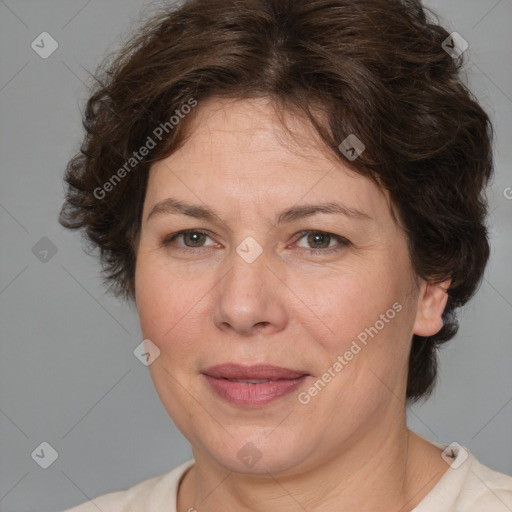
[59,0,494,403]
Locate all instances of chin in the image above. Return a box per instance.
[198,428,312,475]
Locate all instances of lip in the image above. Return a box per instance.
[201,364,310,407]
[201,363,309,380]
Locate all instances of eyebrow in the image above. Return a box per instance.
[146,197,372,224]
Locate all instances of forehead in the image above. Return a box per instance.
[144,97,393,224]
[171,97,344,171]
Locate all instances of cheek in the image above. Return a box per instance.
[292,263,403,345]
[135,256,211,358]
[135,255,177,347]
[291,260,413,401]
[135,260,164,337]
[134,260,207,418]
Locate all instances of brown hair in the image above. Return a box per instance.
[59,0,494,403]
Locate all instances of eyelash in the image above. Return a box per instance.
[160,229,350,255]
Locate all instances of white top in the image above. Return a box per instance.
[60,444,512,511]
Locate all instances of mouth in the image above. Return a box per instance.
[201,363,309,380]
[201,363,310,407]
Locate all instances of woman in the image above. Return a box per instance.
[58,0,512,510]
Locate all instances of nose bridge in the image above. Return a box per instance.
[213,240,287,335]
[230,251,265,298]
[227,233,269,293]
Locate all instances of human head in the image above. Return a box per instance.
[59,0,494,403]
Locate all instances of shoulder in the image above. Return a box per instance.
[456,454,512,511]
[58,459,195,512]
[414,443,512,512]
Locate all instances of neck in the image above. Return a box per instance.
[177,425,448,512]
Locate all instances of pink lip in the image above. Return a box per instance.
[201,364,310,407]
[202,363,308,380]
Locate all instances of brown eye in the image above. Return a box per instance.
[307,232,332,249]
[161,229,214,249]
[181,231,207,247]
[295,230,350,254]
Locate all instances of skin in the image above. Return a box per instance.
[134,97,452,512]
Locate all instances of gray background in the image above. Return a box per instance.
[0,1,510,511]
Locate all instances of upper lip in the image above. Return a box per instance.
[202,363,309,380]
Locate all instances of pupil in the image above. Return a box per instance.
[183,232,331,249]
[186,232,203,246]
[309,232,329,249]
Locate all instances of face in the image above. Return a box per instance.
[134,97,447,475]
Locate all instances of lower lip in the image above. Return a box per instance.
[203,375,309,407]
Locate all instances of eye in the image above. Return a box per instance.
[160,229,217,250]
[160,229,350,255]
[294,230,350,254]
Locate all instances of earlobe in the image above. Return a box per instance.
[413,279,451,337]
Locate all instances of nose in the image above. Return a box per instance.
[212,247,288,337]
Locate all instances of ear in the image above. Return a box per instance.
[413,279,451,336]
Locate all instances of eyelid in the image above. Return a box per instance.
[292,230,351,253]
[161,229,216,248]
[161,229,350,253]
